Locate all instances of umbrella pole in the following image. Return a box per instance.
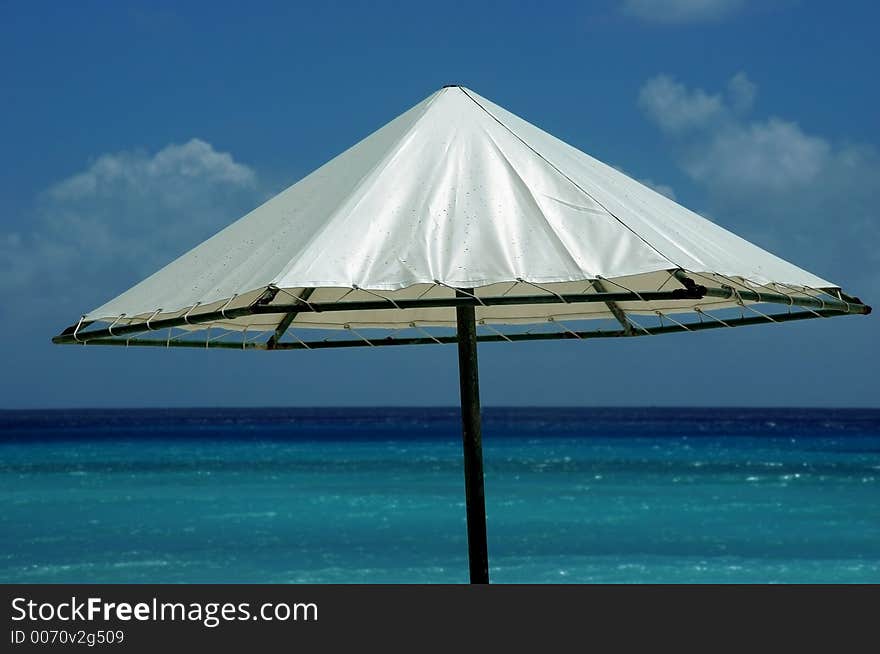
[455,289,490,584]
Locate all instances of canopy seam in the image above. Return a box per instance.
[456,87,682,270]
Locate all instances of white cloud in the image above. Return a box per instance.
[727,71,757,114]
[639,72,758,134]
[49,139,255,202]
[638,72,880,296]
[621,0,744,24]
[638,75,724,133]
[683,118,830,190]
[640,72,827,191]
[1,139,262,317]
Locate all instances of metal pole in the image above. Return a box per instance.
[455,289,490,584]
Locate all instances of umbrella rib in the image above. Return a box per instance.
[266,288,315,349]
[590,278,634,336]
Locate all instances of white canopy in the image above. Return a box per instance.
[82,85,839,332]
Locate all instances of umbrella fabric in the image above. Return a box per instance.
[81,86,836,331]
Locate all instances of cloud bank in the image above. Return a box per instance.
[1,139,263,318]
[639,72,880,295]
[638,75,726,133]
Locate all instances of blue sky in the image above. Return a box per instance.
[1,0,877,408]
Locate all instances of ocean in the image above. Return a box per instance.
[1,407,878,583]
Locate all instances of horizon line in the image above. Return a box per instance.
[1,405,879,412]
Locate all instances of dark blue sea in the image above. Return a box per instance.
[1,408,878,583]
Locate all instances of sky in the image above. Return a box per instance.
[1,0,877,408]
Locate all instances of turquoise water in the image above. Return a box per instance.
[1,408,878,583]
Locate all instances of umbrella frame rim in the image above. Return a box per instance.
[52,272,870,347]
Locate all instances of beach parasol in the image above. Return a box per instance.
[53,85,870,583]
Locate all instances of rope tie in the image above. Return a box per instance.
[771,284,796,313]
[277,287,317,311]
[208,329,230,343]
[481,321,513,342]
[695,307,731,328]
[714,272,753,292]
[344,324,375,347]
[183,303,201,325]
[740,303,778,323]
[548,316,582,339]
[725,286,744,307]
[594,275,646,302]
[727,274,766,304]
[411,322,444,345]
[145,309,162,331]
[656,311,691,331]
[288,329,313,350]
[775,282,828,317]
[353,285,401,310]
[836,289,851,314]
[655,270,677,292]
[516,278,567,304]
[220,295,238,320]
[72,316,86,343]
[434,280,486,306]
[500,281,519,297]
[626,313,654,336]
[333,288,355,304]
[414,283,438,301]
[107,314,125,337]
[803,285,828,311]
[725,277,782,322]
